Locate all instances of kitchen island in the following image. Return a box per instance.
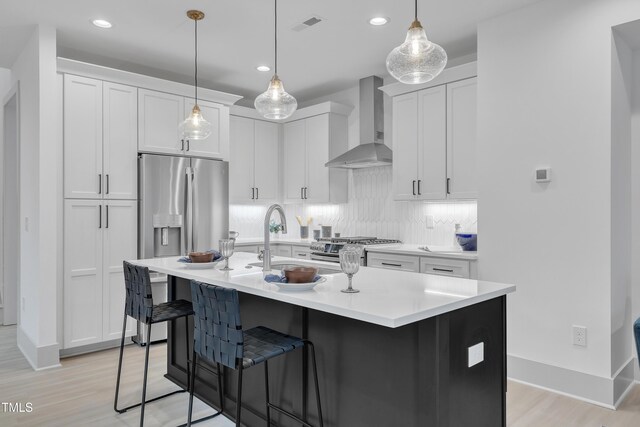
[133,252,515,427]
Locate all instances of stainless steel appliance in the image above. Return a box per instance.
[310,237,401,265]
[136,154,229,345]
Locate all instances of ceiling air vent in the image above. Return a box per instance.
[292,15,325,32]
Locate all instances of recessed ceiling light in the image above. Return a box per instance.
[92,19,113,29]
[256,65,271,72]
[369,17,389,26]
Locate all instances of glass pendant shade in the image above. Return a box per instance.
[179,105,212,140]
[254,75,297,120]
[386,20,447,85]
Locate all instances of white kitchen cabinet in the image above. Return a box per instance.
[283,113,348,204]
[446,78,478,199]
[391,77,477,201]
[64,76,137,200]
[64,75,103,199]
[64,199,136,349]
[229,116,279,203]
[139,89,229,160]
[367,253,420,273]
[274,245,293,258]
[291,246,312,260]
[420,257,470,278]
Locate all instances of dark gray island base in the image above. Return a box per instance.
[166,275,506,427]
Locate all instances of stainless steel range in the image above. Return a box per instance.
[309,236,402,265]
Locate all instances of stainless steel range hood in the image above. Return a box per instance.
[325,76,391,169]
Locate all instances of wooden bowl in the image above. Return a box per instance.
[189,251,214,263]
[283,266,319,283]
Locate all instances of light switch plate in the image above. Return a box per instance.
[468,342,484,368]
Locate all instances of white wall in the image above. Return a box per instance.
[477,0,640,406]
[10,25,60,369]
[631,43,640,382]
[0,67,11,316]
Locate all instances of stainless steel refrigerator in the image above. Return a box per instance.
[135,153,229,344]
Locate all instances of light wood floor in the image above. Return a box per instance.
[1,325,640,426]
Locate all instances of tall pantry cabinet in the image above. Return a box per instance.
[63,74,137,349]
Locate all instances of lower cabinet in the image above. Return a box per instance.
[63,199,136,349]
[367,251,475,279]
[291,245,311,260]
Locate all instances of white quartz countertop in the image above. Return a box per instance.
[234,237,313,247]
[365,244,478,260]
[133,253,512,328]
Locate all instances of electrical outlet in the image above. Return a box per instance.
[426,215,434,229]
[573,325,587,347]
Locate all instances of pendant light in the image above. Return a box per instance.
[180,10,212,140]
[254,0,297,120]
[386,0,447,85]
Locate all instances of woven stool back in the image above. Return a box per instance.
[123,261,154,324]
[190,281,244,369]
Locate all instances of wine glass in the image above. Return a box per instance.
[219,239,235,271]
[339,247,361,293]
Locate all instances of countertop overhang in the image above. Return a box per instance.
[132,253,513,328]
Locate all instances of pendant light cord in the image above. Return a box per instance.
[415,0,418,20]
[194,17,198,104]
[274,0,278,75]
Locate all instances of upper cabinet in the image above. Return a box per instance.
[229,115,279,204]
[391,77,477,201]
[138,89,229,160]
[64,75,137,200]
[283,113,348,204]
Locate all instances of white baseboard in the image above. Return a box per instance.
[16,326,61,370]
[59,336,136,358]
[507,354,637,408]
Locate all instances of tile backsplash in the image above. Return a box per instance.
[230,166,477,246]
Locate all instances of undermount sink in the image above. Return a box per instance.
[247,262,341,276]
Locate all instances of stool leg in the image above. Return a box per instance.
[264,361,271,426]
[308,342,323,427]
[139,323,152,427]
[217,363,224,412]
[187,350,197,427]
[185,316,191,392]
[236,366,243,427]
[113,313,128,413]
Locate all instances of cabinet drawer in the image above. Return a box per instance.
[420,258,470,278]
[367,253,420,273]
[235,244,259,254]
[291,246,311,260]
[274,245,293,257]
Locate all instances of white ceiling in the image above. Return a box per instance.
[0,0,540,104]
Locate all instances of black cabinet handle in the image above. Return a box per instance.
[251,188,255,200]
[181,139,185,151]
[106,174,110,195]
[98,174,102,194]
[98,205,102,229]
[412,180,416,196]
[381,262,402,268]
[433,268,454,273]
[446,178,451,194]
[417,180,421,195]
[256,187,259,199]
[304,187,308,199]
[106,205,109,229]
[301,187,304,199]
[186,139,190,152]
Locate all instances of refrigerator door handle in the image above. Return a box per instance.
[185,167,194,255]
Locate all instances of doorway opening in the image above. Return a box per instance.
[2,85,19,326]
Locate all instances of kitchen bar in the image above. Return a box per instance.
[133,252,515,426]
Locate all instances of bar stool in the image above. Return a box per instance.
[188,280,323,427]
[114,261,194,427]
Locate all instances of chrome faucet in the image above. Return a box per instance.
[261,204,287,272]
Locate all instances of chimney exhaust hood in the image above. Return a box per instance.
[325,76,392,169]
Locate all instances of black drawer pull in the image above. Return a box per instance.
[297,253,307,256]
[381,262,402,268]
[432,268,454,273]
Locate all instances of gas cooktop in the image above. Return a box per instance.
[316,236,402,246]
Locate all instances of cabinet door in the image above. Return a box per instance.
[103,82,138,200]
[392,92,419,201]
[102,201,137,341]
[254,120,280,203]
[64,75,103,199]
[417,86,447,200]
[229,116,256,203]
[447,78,478,199]
[64,200,103,348]
[283,120,307,202]
[138,89,184,155]
[184,98,228,160]
[305,114,331,203]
